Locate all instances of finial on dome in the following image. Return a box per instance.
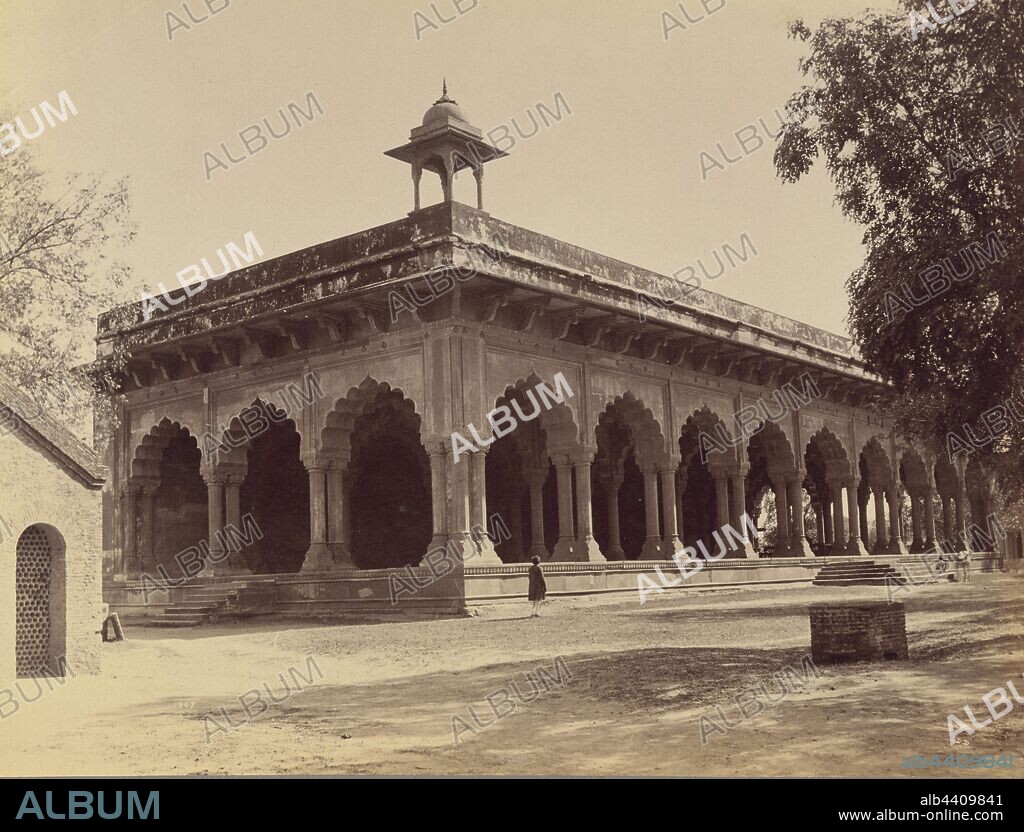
[435,78,456,105]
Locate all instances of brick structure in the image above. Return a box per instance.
[0,375,106,683]
[809,601,908,664]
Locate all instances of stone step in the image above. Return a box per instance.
[147,616,208,627]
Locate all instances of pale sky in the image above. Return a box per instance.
[2,0,901,339]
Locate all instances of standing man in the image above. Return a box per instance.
[528,555,547,617]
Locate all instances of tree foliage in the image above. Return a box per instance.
[775,0,1024,501]
[0,138,134,437]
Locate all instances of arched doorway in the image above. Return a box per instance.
[320,379,431,569]
[595,393,667,560]
[15,524,67,678]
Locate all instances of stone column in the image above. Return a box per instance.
[573,452,605,562]
[223,473,250,572]
[448,442,477,564]
[771,477,790,555]
[813,503,825,552]
[326,462,355,569]
[138,483,158,574]
[427,442,449,552]
[121,485,139,578]
[640,465,662,560]
[941,495,954,548]
[506,486,525,562]
[871,487,887,553]
[204,472,227,576]
[845,479,868,555]
[469,451,500,563]
[828,479,846,556]
[955,490,970,552]
[858,491,870,546]
[526,470,549,559]
[301,462,331,573]
[551,457,576,561]
[886,485,908,554]
[676,469,687,546]
[713,473,730,532]
[788,479,812,556]
[729,471,756,558]
[659,467,682,559]
[909,491,924,553]
[604,473,625,561]
[822,496,834,551]
[922,487,937,551]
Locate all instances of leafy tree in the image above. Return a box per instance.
[0,137,134,437]
[775,0,1024,505]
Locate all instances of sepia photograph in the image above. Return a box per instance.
[0,0,1021,814]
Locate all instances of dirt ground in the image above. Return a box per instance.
[2,574,1022,777]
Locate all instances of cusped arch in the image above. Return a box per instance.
[806,427,853,479]
[495,372,579,454]
[598,391,666,469]
[748,420,797,473]
[859,436,895,487]
[899,447,929,492]
[681,405,734,473]
[215,398,305,468]
[131,418,203,481]
[320,376,421,458]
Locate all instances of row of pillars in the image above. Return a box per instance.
[806,479,973,555]
[119,450,980,578]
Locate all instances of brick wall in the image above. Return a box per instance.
[0,430,103,686]
[809,601,908,664]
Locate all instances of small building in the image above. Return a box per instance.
[0,375,105,683]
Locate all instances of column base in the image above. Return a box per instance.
[789,537,813,557]
[661,535,683,560]
[207,548,234,578]
[885,539,910,555]
[575,536,606,563]
[909,540,925,554]
[773,539,791,557]
[449,533,485,565]
[526,542,550,560]
[738,540,757,559]
[471,533,503,566]
[846,538,869,556]
[640,537,663,560]
[551,537,576,561]
[224,549,251,574]
[328,543,357,571]
[604,544,625,561]
[300,542,332,574]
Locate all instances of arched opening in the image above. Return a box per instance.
[485,375,578,561]
[595,393,666,560]
[859,438,900,554]
[223,401,309,573]
[678,407,733,558]
[804,428,853,556]
[746,422,797,556]
[321,379,431,569]
[348,390,431,568]
[899,449,931,553]
[154,428,207,577]
[15,524,67,678]
[934,458,963,550]
[130,419,208,580]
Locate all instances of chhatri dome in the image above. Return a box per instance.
[386,80,509,212]
[421,79,467,127]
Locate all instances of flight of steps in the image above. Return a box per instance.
[147,581,276,627]
[812,559,908,587]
